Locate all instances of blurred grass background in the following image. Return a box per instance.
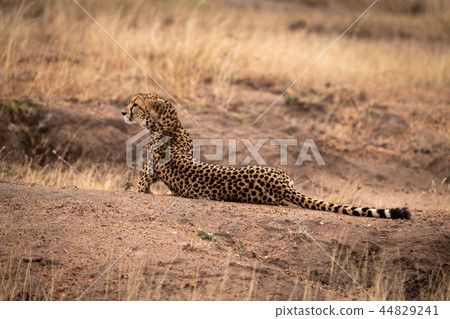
[1,0,449,107]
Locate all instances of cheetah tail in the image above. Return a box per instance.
[284,187,412,219]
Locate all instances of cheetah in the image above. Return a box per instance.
[122,93,411,219]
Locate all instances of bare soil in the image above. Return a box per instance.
[0,180,448,301]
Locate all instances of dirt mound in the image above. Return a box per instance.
[0,100,139,164]
[0,181,448,300]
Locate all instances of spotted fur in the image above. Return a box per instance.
[122,93,411,220]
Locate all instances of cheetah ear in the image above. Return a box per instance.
[154,99,170,116]
[155,99,166,112]
[142,97,159,118]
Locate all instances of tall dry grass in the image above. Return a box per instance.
[0,146,138,191]
[323,232,450,301]
[1,0,449,109]
[3,243,447,300]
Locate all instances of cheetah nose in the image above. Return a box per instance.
[121,111,127,116]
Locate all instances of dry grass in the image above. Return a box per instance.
[0,254,57,301]
[0,145,137,191]
[2,246,447,301]
[1,0,449,109]
[321,231,450,301]
[427,178,450,214]
[0,156,137,191]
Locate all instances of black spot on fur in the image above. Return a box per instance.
[389,207,412,219]
[377,209,386,218]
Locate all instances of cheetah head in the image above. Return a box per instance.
[122,93,180,133]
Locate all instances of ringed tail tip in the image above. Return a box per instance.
[389,207,412,220]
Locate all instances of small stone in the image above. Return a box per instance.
[23,256,43,263]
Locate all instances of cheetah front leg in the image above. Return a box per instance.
[138,161,160,193]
